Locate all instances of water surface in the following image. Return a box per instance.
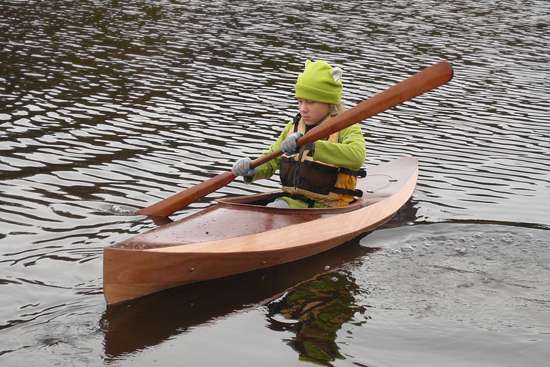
[1,0,549,366]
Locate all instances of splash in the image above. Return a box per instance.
[103,204,141,216]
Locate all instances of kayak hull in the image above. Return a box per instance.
[103,157,418,305]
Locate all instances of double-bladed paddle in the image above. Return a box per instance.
[138,61,453,217]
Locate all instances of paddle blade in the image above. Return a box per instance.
[298,61,454,145]
[137,171,237,217]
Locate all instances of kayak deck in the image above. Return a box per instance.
[114,160,408,250]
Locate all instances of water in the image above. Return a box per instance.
[1,0,549,365]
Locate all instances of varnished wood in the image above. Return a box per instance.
[297,61,453,145]
[104,157,418,305]
[137,61,452,217]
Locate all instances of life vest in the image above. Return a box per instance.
[280,114,366,208]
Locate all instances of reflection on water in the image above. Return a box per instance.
[267,272,366,365]
[1,0,550,365]
[100,241,372,359]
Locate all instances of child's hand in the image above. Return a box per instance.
[281,132,302,155]
[232,157,256,177]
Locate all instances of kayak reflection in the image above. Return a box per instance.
[267,271,366,365]
[100,239,374,360]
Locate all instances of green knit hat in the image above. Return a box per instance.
[295,60,343,104]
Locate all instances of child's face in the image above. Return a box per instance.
[297,99,331,126]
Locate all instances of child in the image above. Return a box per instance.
[232,60,366,209]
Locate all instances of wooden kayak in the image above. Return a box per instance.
[103,156,418,305]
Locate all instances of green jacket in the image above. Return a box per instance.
[247,120,366,183]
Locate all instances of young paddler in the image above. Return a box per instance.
[232,60,366,208]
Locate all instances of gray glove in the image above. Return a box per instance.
[281,132,303,155]
[232,157,256,177]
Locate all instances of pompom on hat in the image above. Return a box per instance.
[294,60,343,104]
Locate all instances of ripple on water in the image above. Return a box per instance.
[0,0,549,366]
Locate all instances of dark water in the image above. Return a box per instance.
[1,0,549,366]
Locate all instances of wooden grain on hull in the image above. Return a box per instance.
[103,157,418,305]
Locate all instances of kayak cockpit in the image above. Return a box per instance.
[216,190,366,213]
[113,167,403,251]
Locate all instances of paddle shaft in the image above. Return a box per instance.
[138,61,453,217]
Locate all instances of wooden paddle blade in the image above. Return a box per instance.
[137,171,237,217]
[298,61,454,145]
